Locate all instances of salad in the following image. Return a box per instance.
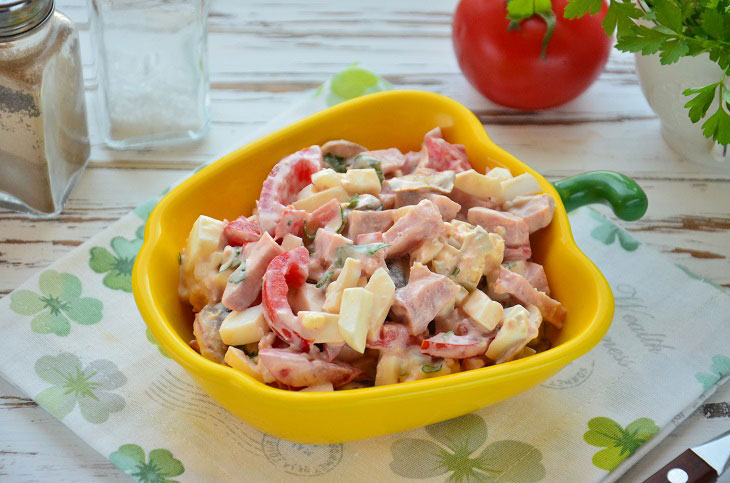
[178,128,566,391]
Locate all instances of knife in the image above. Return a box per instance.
[644,429,730,483]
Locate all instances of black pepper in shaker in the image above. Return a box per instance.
[0,0,90,216]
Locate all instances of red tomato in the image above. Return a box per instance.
[452,0,612,110]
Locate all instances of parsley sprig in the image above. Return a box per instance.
[565,0,730,145]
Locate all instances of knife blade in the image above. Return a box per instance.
[643,428,730,483]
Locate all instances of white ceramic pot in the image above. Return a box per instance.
[635,52,729,168]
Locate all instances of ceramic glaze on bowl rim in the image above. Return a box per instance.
[133,90,644,443]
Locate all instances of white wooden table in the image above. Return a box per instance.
[1,0,729,481]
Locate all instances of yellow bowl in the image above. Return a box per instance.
[134,90,619,443]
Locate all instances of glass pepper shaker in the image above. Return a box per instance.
[0,0,90,216]
[88,0,210,149]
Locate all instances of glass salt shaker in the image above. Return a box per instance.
[0,0,90,216]
[88,0,210,149]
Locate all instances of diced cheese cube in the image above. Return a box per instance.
[182,215,225,272]
[343,168,381,196]
[338,287,374,353]
[411,237,443,264]
[483,233,505,276]
[431,243,460,276]
[296,183,316,200]
[280,233,303,251]
[485,167,512,182]
[298,311,344,343]
[219,304,270,346]
[501,173,542,201]
[375,353,401,386]
[300,382,335,392]
[311,168,343,191]
[486,305,530,361]
[454,169,503,202]
[224,346,265,382]
[292,186,350,212]
[455,285,470,305]
[364,267,396,339]
[323,257,362,313]
[462,289,504,331]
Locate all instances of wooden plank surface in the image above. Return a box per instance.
[1,0,729,481]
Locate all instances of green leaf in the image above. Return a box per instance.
[683,82,720,123]
[701,105,730,145]
[89,247,117,273]
[475,440,546,482]
[102,270,132,292]
[9,290,44,315]
[701,8,725,40]
[390,438,449,478]
[563,0,603,19]
[507,0,553,21]
[110,444,146,472]
[615,25,668,55]
[602,0,643,36]
[653,0,684,32]
[425,413,487,455]
[659,38,689,64]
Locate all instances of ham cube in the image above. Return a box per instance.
[467,207,530,246]
[288,283,326,313]
[391,263,460,335]
[222,232,283,311]
[492,266,565,327]
[394,192,461,222]
[258,349,360,388]
[346,210,394,240]
[525,262,550,294]
[503,244,532,262]
[422,135,471,173]
[505,194,555,233]
[383,199,444,257]
[421,332,490,359]
[309,230,352,280]
[321,139,367,159]
[224,216,262,246]
[361,148,405,176]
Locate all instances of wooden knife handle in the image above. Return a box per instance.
[643,449,718,483]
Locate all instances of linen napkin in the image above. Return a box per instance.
[1,65,729,483]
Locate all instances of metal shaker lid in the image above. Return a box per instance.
[0,0,54,40]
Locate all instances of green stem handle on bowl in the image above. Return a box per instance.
[552,171,648,221]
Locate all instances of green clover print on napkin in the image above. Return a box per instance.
[390,413,545,482]
[583,417,659,471]
[588,210,640,251]
[89,237,143,293]
[695,355,730,391]
[10,270,103,336]
[34,352,126,423]
[110,444,184,483]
